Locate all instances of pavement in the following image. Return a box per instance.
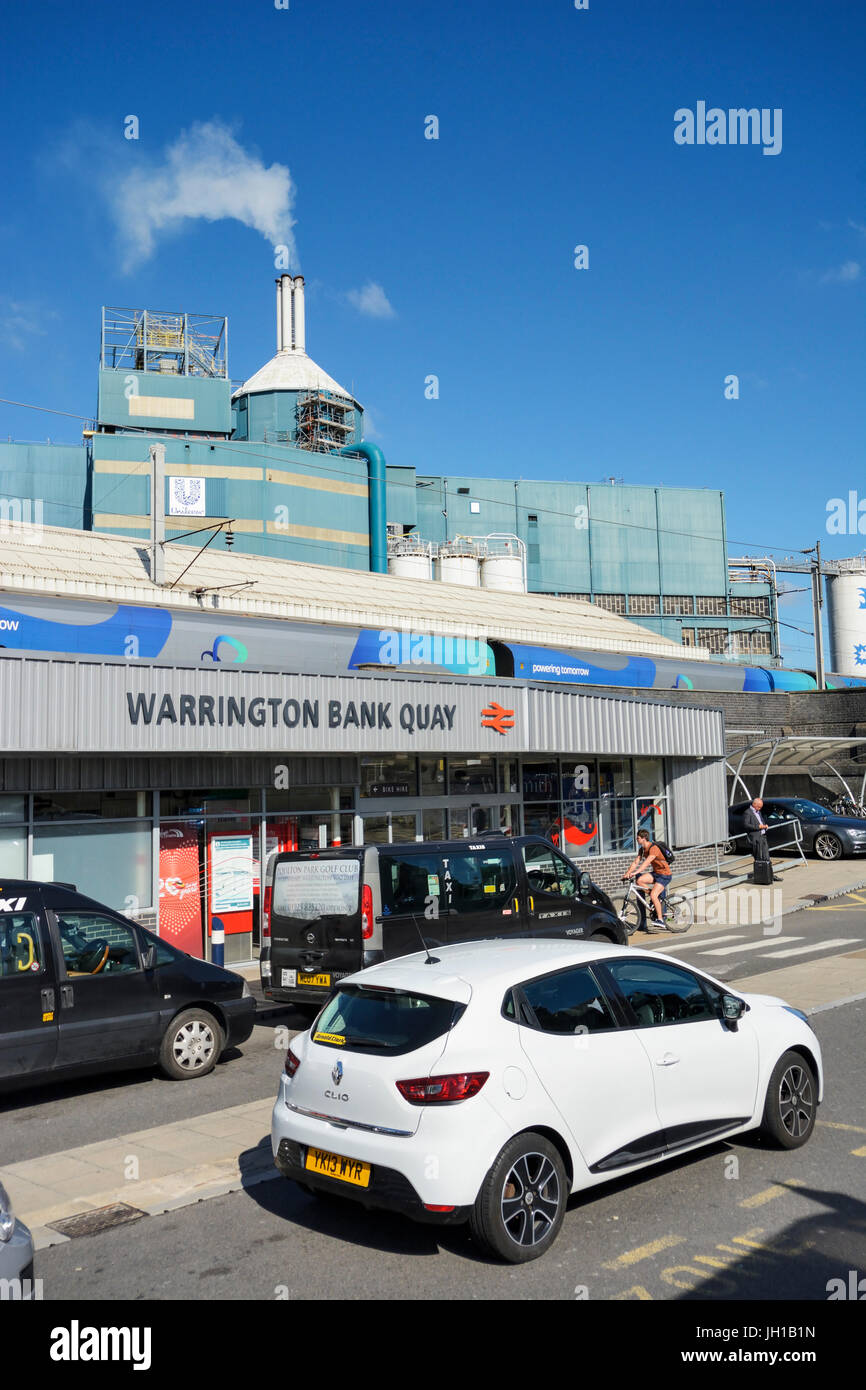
[3,858,865,1257]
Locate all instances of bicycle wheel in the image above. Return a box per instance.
[620,897,643,935]
[664,893,693,933]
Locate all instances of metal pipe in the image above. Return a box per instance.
[276,278,283,352]
[280,273,293,353]
[758,738,780,798]
[341,441,388,574]
[293,276,306,353]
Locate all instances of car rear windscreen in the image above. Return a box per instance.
[273,858,361,919]
[313,985,465,1055]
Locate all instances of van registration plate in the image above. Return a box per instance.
[297,971,331,987]
[305,1147,371,1187]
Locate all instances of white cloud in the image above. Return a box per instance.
[108,120,296,271]
[346,282,396,318]
[820,260,861,284]
[0,299,54,352]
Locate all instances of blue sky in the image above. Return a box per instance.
[0,0,863,664]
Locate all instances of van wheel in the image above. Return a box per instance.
[159,1008,222,1080]
[469,1133,568,1263]
[589,930,613,943]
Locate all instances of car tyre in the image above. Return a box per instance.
[589,930,614,943]
[159,1007,223,1080]
[814,832,843,861]
[469,1132,568,1264]
[759,1050,817,1149]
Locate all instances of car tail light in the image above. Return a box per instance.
[361,884,374,940]
[396,1072,489,1104]
[285,1046,300,1078]
[262,884,272,941]
[424,1204,456,1212]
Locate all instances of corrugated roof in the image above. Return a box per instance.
[0,523,701,658]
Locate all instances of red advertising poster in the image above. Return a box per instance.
[159,824,204,957]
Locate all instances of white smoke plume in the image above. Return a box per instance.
[346,282,396,318]
[110,121,296,270]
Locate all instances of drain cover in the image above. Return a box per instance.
[48,1203,147,1239]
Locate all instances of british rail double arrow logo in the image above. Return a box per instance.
[481,701,515,735]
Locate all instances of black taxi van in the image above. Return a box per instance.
[0,879,255,1089]
[260,834,626,1011]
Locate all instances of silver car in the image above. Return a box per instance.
[0,1180,36,1300]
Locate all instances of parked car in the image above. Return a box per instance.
[0,1179,35,1296]
[0,879,255,1090]
[260,835,625,1012]
[271,938,822,1264]
[727,798,866,860]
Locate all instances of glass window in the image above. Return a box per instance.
[33,791,152,821]
[522,803,560,840]
[422,809,446,840]
[449,757,497,795]
[0,826,26,879]
[420,758,446,795]
[606,959,716,1027]
[313,984,464,1056]
[380,851,443,916]
[360,756,418,798]
[272,858,361,919]
[441,849,517,914]
[267,787,354,813]
[141,929,181,967]
[163,791,253,818]
[0,914,43,979]
[0,795,26,824]
[553,762,599,858]
[499,759,519,795]
[498,803,520,836]
[522,842,577,898]
[599,760,632,798]
[54,911,141,976]
[522,761,559,802]
[33,821,152,912]
[520,967,617,1035]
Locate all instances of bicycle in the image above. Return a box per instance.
[618,876,693,936]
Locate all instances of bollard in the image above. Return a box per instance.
[211,915,225,967]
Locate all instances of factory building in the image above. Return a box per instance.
[0,281,777,659]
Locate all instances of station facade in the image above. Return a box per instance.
[0,653,726,965]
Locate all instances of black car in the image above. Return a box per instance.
[0,879,255,1090]
[727,798,866,861]
[260,834,626,1012]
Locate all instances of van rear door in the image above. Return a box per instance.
[269,851,365,1001]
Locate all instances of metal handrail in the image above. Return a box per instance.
[613,816,806,902]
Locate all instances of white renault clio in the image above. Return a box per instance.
[271,940,822,1263]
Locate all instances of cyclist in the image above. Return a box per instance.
[622,829,672,933]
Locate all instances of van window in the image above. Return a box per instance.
[0,914,43,978]
[55,912,141,975]
[522,842,577,898]
[380,852,443,917]
[273,858,361,919]
[441,849,516,915]
[313,984,464,1055]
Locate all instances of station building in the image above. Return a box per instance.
[0,526,727,965]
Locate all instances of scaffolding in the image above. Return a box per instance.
[295,390,355,453]
[101,307,228,379]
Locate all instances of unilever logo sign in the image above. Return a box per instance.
[168,477,206,517]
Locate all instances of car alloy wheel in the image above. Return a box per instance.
[814,832,842,860]
[173,1018,216,1071]
[500,1152,561,1249]
[778,1062,815,1140]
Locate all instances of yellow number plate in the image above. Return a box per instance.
[297,972,331,987]
[305,1147,371,1188]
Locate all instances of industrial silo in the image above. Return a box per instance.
[480,535,527,593]
[434,538,481,587]
[826,559,866,677]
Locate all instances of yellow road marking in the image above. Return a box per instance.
[852,1146,866,1157]
[611,1284,653,1300]
[739,1179,805,1208]
[807,891,866,908]
[602,1234,685,1269]
[818,1120,866,1135]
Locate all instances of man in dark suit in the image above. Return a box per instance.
[744,797,773,878]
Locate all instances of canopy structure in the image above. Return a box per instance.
[726,736,866,805]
